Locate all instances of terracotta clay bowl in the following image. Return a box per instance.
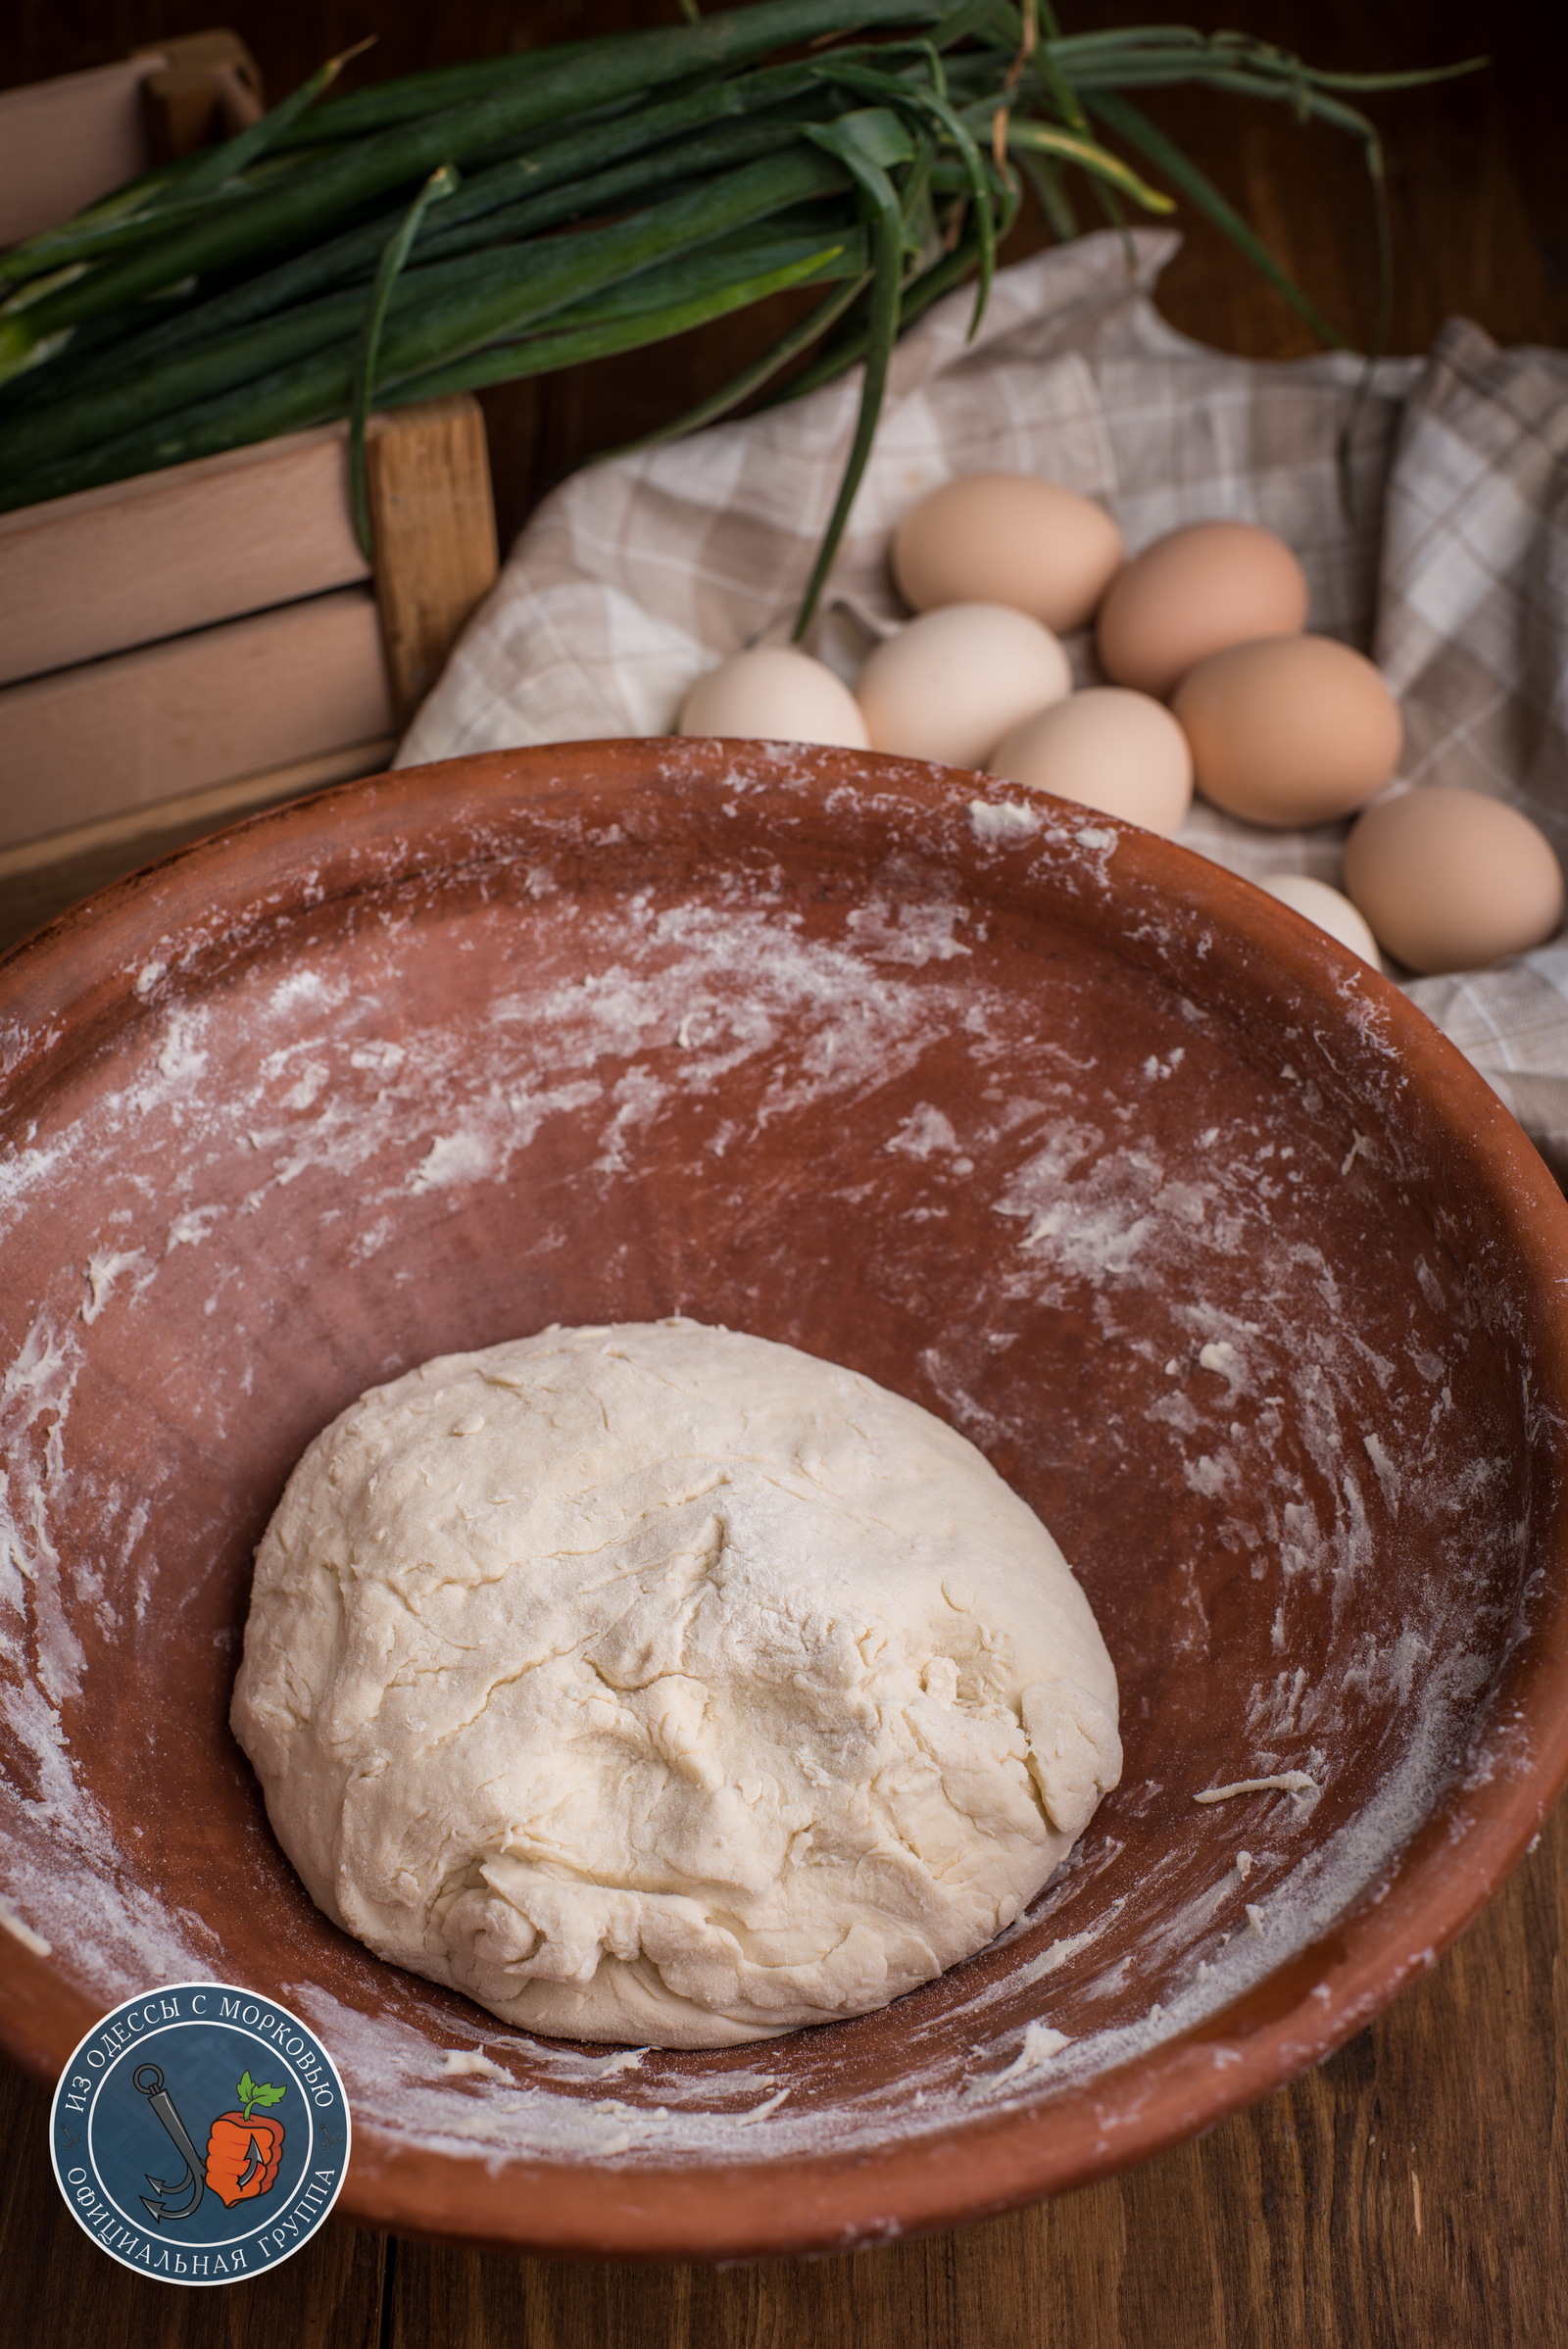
[2,738,1567,2261]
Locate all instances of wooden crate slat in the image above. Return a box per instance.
[0,737,397,883]
[0,31,264,246]
[0,424,369,689]
[368,396,500,724]
[0,586,394,853]
[0,60,152,245]
[0,740,396,957]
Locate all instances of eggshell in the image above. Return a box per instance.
[677,646,870,749]
[989,687,1193,837]
[856,604,1071,767]
[1172,635,1401,828]
[1344,788,1565,974]
[1259,872,1381,966]
[1097,520,1309,699]
[892,472,1125,633]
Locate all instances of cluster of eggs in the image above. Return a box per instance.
[676,474,1562,976]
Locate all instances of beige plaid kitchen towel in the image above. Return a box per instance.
[398,229,1568,1178]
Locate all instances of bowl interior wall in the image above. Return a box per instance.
[0,743,1554,2217]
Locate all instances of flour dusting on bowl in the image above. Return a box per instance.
[0,738,1563,2254]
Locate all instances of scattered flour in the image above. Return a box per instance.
[0,754,1532,2177]
[1195,1773,1320,1804]
[440,2050,511,2082]
[968,800,1041,844]
[990,2021,1071,2088]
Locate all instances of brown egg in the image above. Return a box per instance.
[1344,788,1564,974]
[892,473,1125,634]
[856,605,1071,767]
[1097,520,1308,699]
[989,688,1193,838]
[1172,636,1401,828]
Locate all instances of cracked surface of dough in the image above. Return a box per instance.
[232,1320,1121,2047]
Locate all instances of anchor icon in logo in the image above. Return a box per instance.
[132,2062,288,2223]
[132,2064,208,2223]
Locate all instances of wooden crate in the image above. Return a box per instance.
[0,30,265,247]
[0,403,500,917]
[0,47,501,943]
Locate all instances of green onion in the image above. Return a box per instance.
[0,141,858,479]
[792,111,914,637]
[0,1,1478,641]
[387,240,859,407]
[0,145,862,508]
[3,64,836,420]
[0,0,941,353]
[273,43,605,147]
[816,57,1000,332]
[349,165,459,559]
[1005,117,1173,215]
[156,41,372,202]
[593,264,874,457]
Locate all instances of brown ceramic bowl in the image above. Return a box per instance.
[2,739,1567,2261]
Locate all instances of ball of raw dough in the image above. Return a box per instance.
[1097,520,1308,700]
[892,472,1125,633]
[1343,788,1564,974]
[856,604,1071,768]
[989,688,1193,837]
[677,646,870,749]
[232,1320,1121,2049]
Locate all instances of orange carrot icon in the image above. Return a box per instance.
[203,2071,286,2207]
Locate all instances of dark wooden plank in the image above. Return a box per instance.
[1055,0,1568,363]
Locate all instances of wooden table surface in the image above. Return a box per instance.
[2,1,1566,2339]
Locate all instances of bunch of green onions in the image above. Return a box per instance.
[0,0,1472,630]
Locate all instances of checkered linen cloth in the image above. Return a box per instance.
[398,230,1568,1179]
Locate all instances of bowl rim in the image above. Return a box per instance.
[4,737,1568,2262]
